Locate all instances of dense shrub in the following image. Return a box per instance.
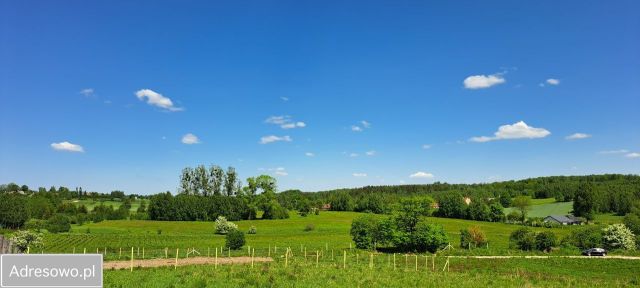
[247,226,257,234]
[225,229,245,250]
[10,230,43,252]
[214,216,238,235]
[303,224,315,232]
[535,231,557,252]
[411,222,449,253]
[623,213,640,235]
[262,200,289,219]
[24,219,47,232]
[509,228,536,250]
[460,226,487,249]
[350,214,385,249]
[331,192,354,211]
[561,226,603,249]
[0,193,29,229]
[46,214,71,233]
[602,224,636,251]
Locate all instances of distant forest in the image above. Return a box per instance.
[277,174,640,217]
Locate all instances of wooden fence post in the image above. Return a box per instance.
[215,248,218,269]
[343,250,346,269]
[174,248,178,270]
[393,253,396,271]
[130,247,134,272]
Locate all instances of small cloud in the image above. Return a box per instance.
[51,141,84,153]
[80,88,95,98]
[351,126,363,132]
[135,89,183,112]
[352,173,367,177]
[470,121,550,142]
[265,116,305,129]
[351,121,371,132]
[422,144,432,149]
[409,171,434,179]
[280,97,289,102]
[599,149,629,154]
[546,79,560,85]
[365,150,376,156]
[281,122,306,129]
[259,135,292,144]
[305,152,315,157]
[463,74,505,89]
[349,153,359,158]
[273,167,288,176]
[626,152,640,158]
[181,133,201,144]
[566,133,591,140]
[361,121,371,128]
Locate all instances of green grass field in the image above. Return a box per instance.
[504,198,573,218]
[64,199,149,212]
[42,211,584,259]
[103,257,640,287]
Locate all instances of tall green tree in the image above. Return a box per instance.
[512,196,531,221]
[224,167,237,196]
[573,183,595,221]
[209,165,225,196]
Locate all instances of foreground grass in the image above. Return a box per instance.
[42,212,584,258]
[103,257,640,287]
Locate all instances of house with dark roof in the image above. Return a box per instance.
[543,215,583,225]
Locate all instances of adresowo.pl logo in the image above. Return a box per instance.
[1,254,102,288]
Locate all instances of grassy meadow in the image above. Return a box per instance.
[41,211,587,259]
[504,198,573,218]
[103,256,640,287]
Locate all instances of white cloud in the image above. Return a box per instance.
[470,121,550,142]
[274,167,288,176]
[181,133,201,144]
[599,149,629,154]
[349,153,359,158]
[305,152,315,157]
[259,135,292,144]
[51,141,84,153]
[626,152,640,158]
[265,116,305,129]
[422,144,432,149]
[463,74,505,89]
[135,89,183,111]
[351,125,363,132]
[409,171,434,179]
[80,88,95,97]
[351,121,371,132]
[280,96,289,102]
[365,150,376,156]
[546,79,560,85]
[565,133,591,140]
[352,173,367,177]
[361,121,371,128]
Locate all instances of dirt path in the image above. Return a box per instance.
[447,255,640,260]
[104,256,273,269]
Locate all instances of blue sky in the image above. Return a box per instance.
[1,1,639,195]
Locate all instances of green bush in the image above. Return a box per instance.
[412,222,448,253]
[623,213,640,235]
[561,226,603,249]
[46,214,71,233]
[350,214,383,249]
[535,231,557,252]
[303,224,315,232]
[509,228,536,251]
[225,229,245,250]
[24,219,47,232]
[0,193,29,229]
[247,226,257,234]
[262,201,290,219]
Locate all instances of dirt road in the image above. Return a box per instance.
[103,256,273,269]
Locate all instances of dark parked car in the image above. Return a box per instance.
[582,248,607,256]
